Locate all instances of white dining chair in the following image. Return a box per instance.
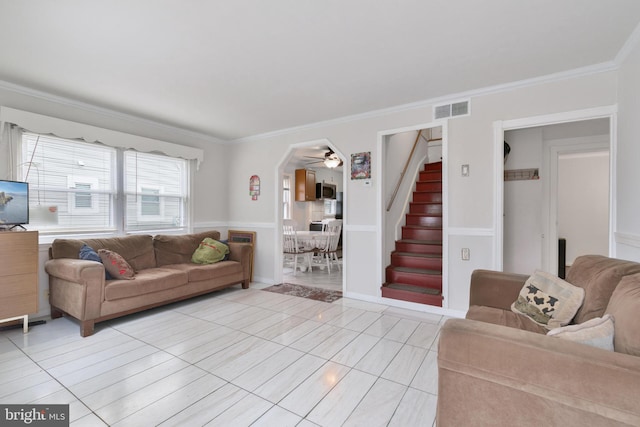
[283,222,312,274]
[312,219,342,273]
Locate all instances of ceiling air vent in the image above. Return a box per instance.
[434,99,470,120]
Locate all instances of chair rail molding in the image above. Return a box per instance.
[616,232,640,249]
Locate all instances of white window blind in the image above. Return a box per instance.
[124,151,188,231]
[21,133,115,231]
[19,132,191,234]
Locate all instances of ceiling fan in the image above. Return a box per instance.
[304,147,343,168]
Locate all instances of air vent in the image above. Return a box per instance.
[434,99,470,120]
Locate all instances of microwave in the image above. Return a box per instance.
[316,182,337,199]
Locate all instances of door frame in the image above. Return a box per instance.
[274,138,346,289]
[377,120,449,306]
[493,105,617,272]
[544,138,609,273]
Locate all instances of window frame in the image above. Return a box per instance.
[18,131,192,237]
[283,174,292,220]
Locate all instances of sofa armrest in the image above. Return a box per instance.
[45,258,105,284]
[45,259,105,322]
[469,269,529,310]
[437,318,640,426]
[227,242,253,281]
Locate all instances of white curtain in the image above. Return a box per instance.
[0,122,23,180]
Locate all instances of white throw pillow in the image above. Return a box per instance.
[547,314,615,351]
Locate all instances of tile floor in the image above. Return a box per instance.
[0,283,442,426]
[282,262,343,292]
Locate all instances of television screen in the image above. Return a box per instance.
[0,180,29,226]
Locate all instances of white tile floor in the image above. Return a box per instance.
[0,283,442,426]
[283,262,343,292]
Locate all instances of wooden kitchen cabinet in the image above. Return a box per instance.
[295,169,316,201]
[0,231,38,332]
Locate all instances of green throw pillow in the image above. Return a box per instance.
[191,238,229,264]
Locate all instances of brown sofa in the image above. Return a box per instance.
[45,231,252,337]
[437,255,640,427]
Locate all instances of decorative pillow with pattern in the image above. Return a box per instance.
[511,270,584,329]
[98,249,135,280]
[547,314,614,351]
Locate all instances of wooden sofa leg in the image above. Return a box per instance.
[242,280,249,289]
[50,307,63,319]
[80,320,95,337]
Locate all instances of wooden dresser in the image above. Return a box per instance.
[0,230,38,332]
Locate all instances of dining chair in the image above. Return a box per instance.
[311,219,342,273]
[283,222,312,274]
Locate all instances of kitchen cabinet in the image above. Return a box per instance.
[295,169,316,201]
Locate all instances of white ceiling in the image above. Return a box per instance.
[0,1,639,141]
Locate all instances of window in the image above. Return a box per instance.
[74,183,92,208]
[140,187,161,216]
[20,133,115,231]
[19,132,190,234]
[124,151,188,231]
[283,174,292,220]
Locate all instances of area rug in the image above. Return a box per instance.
[261,283,342,303]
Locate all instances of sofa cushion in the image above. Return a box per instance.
[547,314,614,351]
[191,238,229,264]
[154,231,221,266]
[51,235,156,271]
[511,270,584,329]
[104,267,189,301]
[163,261,242,282]
[567,255,640,324]
[605,273,640,356]
[466,305,548,334]
[99,249,135,280]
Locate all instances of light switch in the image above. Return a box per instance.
[461,164,470,177]
[461,248,470,260]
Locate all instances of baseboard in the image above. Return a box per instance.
[343,291,466,318]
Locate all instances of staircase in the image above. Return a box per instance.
[381,161,443,306]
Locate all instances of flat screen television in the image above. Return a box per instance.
[0,180,29,229]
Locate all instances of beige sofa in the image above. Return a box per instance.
[45,231,252,337]
[437,255,640,427]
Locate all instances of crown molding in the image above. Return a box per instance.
[0,79,224,145]
[232,61,618,143]
[0,56,620,146]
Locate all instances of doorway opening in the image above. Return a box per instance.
[275,139,345,293]
[495,107,616,275]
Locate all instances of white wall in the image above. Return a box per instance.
[0,61,630,318]
[383,129,429,266]
[616,32,640,260]
[558,151,610,264]
[503,127,544,274]
[503,123,610,275]
[228,70,618,313]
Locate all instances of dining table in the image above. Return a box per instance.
[286,230,334,250]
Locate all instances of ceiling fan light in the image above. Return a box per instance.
[324,156,341,168]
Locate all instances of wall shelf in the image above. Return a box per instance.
[504,168,539,181]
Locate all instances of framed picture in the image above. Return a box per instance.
[350,151,371,180]
[228,230,256,281]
